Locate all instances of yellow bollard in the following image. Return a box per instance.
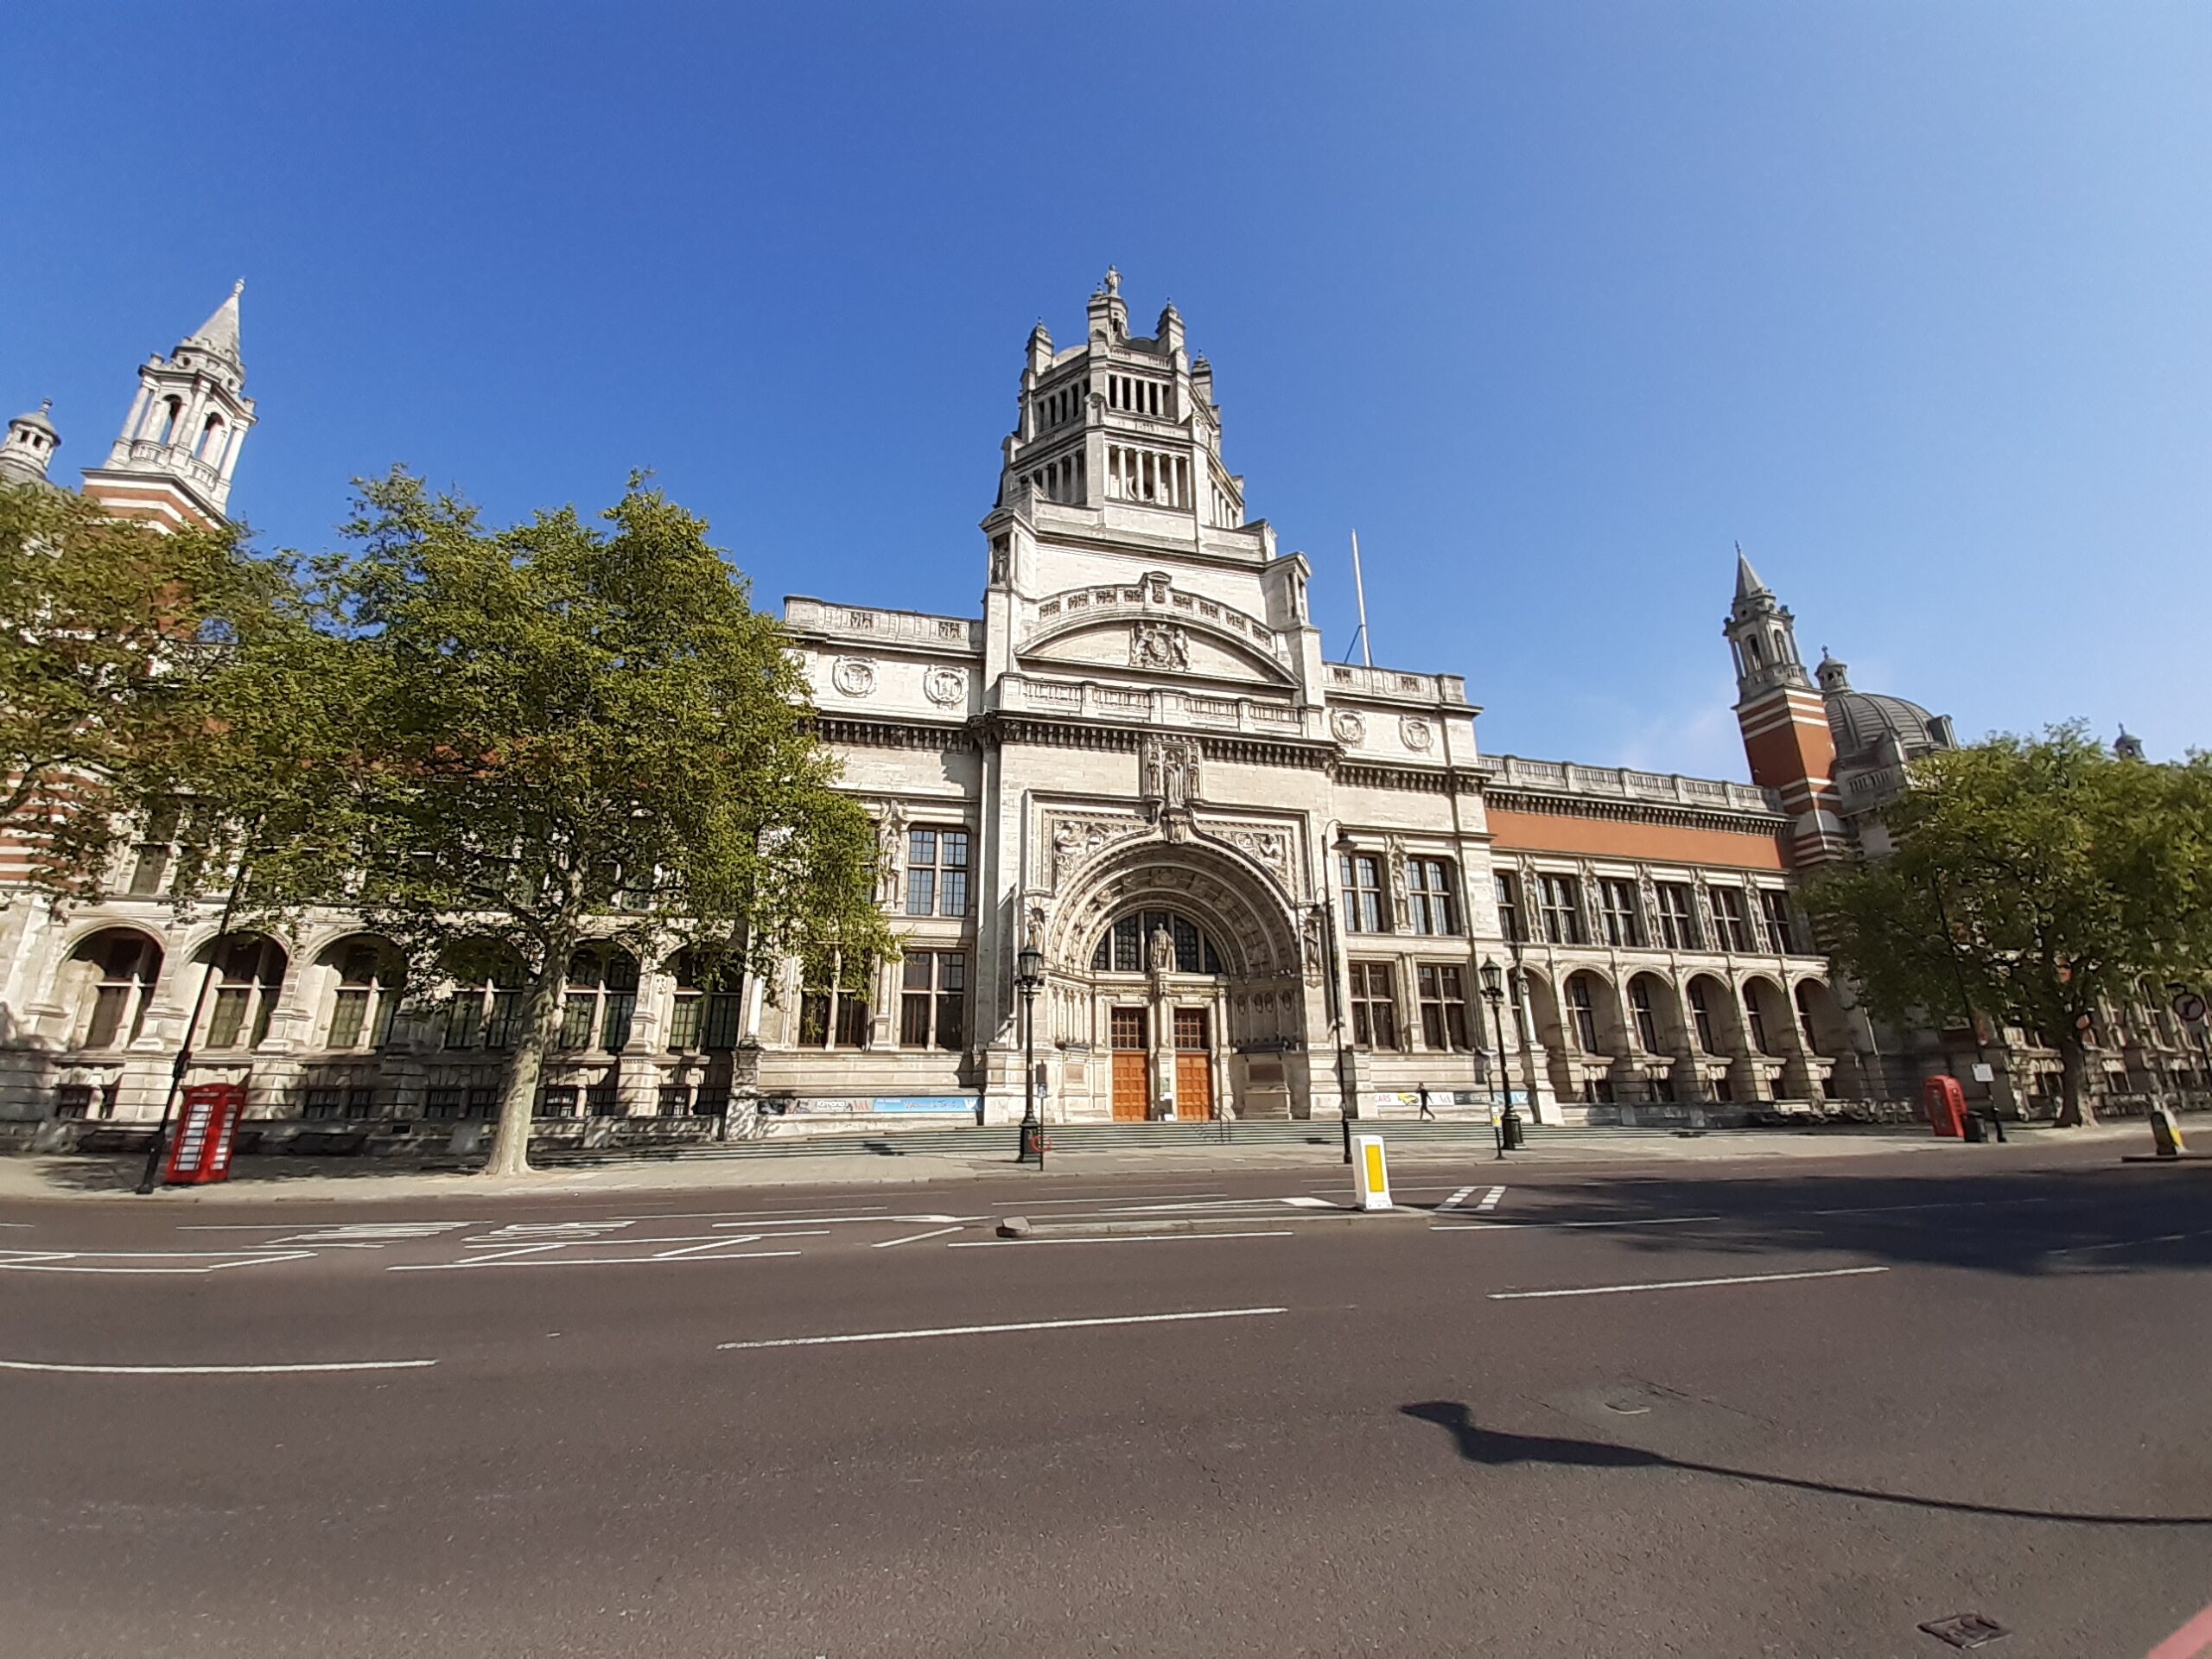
[2149,1108,2186,1159]
[1352,1134,1393,1211]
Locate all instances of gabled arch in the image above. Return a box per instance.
[1046,834,1303,983]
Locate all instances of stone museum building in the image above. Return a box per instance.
[2,275,2200,1138]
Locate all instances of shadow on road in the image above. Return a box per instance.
[1400,1401,2212,1529]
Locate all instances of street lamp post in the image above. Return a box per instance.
[1480,959,1517,1159]
[1015,944,1044,1166]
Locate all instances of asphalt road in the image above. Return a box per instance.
[3,1141,2208,1659]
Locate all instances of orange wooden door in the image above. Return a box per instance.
[1173,1008,1211,1121]
[1111,1007,1148,1122]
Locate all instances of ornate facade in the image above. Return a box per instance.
[16,273,2192,1142]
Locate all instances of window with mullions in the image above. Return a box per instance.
[200,936,288,1052]
[1349,962,1399,1049]
[1494,873,1526,943]
[443,953,526,1050]
[1688,981,1718,1052]
[1630,980,1662,1052]
[899,951,967,1049]
[1708,886,1755,953]
[1417,963,1471,1051]
[667,950,746,1052]
[1596,879,1643,948]
[1091,911,1224,975]
[1654,883,1700,950]
[1408,858,1459,936]
[556,947,639,1052]
[1340,854,1388,934]
[798,952,873,1048]
[1538,874,1585,945]
[905,828,970,918]
[1566,976,1601,1052]
[1743,985,1773,1053]
[1759,890,1800,955]
[325,940,401,1051]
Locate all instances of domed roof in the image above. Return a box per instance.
[1816,654,1950,760]
[9,400,57,435]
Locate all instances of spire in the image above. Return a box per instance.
[1733,541,1769,601]
[185,279,245,363]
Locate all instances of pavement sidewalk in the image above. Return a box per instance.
[0,1120,2169,1205]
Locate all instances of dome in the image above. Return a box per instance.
[1816,655,1952,760]
[9,401,57,436]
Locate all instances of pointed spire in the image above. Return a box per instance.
[185,279,245,362]
[1733,541,1769,602]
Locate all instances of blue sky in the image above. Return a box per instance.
[4,4,2206,776]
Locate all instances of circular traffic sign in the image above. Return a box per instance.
[2174,990,2209,1026]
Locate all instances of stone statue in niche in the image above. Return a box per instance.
[1139,734,1202,810]
[1149,924,1178,976]
[874,804,907,907]
[1385,835,1411,931]
[1301,910,1325,985]
[1131,621,1189,671]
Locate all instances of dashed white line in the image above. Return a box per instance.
[1491,1265,1891,1300]
[717,1306,1287,1351]
[1476,1185,1506,1211]
[948,1230,1294,1249]
[0,1357,436,1375]
[1440,1185,1478,1211]
[873,1226,963,1249]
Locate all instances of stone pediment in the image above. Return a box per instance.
[1021,575,1294,686]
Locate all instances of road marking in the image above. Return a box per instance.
[718,1306,1287,1351]
[948,1230,1294,1249]
[2148,1598,2212,1659]
[0,1357,436,1375]
[1440,1185,1478,1211]
[874,1226,963,1249]
[1491,1265,1891,1300]
[469,1221,636,1242]
[181,1219,482,1230]
[1808,1197,2055,1217]
[607,1204,892,1221]
[1434,1213,1725,1232]
[1476,1185,1506,1211]
[713,1213,966,1230]
[2053,1229,2212,1257]
[0,1250,318,1274]
[265,1222,476,1246]
[1281,1196,1337,1209]
[391,1248,800,1271]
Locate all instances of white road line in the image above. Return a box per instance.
[2052,1229,2212,1257]
[1808,1198,2055,1217]
[1433,1215,1724,1232]
[181,1220,482,1230]
[0,1357,436,1376]
[948,1230,1295,1249]
[1440,1185,1478,1211]
[717,1306,1287,1351]
[1476,1185,1506,1211]
[608,1205,892,1221]
[1280,1196,1337,1209]
[713,1214,965,1230]
[873,1226,963,1249]
[0,1251,318,1274]
[390,1249,800,1272]
[1491,1265,1891,1300]
[1027,1192,1233,1206]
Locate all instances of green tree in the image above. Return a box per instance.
[224,469,892,1176]
[0,481,295,893]
[1802,725,2212,1125]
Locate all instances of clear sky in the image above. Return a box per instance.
[4,4,2206,777]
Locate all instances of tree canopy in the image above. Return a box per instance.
[1802,725,2212,1123]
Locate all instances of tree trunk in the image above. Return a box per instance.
[2056,1029,2097,1128]
[482,946,570,1178]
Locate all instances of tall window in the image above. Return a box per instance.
[77,931,162,1050]
[1417,963,1471,1051]
[556,948,639,1052]
[1349,962,1398,1049]
[1794,982,1822,1052]
[667,950,745,1052]
[1092,911,1224,974]
[1597,879,1643,947]
[899,950,967,1050]
[1688,981,1717,1052]
[326,941,400,1051]
[1743,984,1773,1053]
[1340,854,1388,934]
[444,955,526,1050]
[201,936,287,1052]
[1538,874,1585,945]
[1708,886,1755,953]
[1566,975,1600,1052]
[1759,890,1799,955]
[798,952,873,1048]
[1494,873,1525,943]
[1630,979,1661,1052]
[1408,858,1459,936]
[1653,883,1700,950]
[905,828,970,918]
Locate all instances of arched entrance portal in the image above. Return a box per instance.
[1039,838,1311,1121]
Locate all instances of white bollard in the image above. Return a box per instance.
[1351,1134,1393,1211]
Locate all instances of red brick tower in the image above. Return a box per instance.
[1725,550,1846,866]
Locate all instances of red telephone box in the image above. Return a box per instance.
[164,1083,245,1185]
[1921,1075,1967,1139]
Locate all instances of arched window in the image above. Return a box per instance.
[442,948,526,1050]
[196,415,225,462]
[558,945,639,1052]
[199,935,288,1051]
[1794,982,1823,1052]
[1565,975,1600,1052]
[73,931,162,1049]
[323,938,403,1051]
[1090,910,1224,975]
[1743,982,1774,1054]
[667,949,745,1052]
[1629,978,1662,1052]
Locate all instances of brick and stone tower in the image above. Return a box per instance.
[80,281,256,528]
[1725,550,1846,865]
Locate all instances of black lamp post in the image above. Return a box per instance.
[1480,958,1516,1159]
[1015,943,1044,1166]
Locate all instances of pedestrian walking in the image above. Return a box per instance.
[1417,1084,1435,1121]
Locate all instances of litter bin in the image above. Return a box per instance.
[1961,1111,1986,1143]
[1501,1108,1526,1152]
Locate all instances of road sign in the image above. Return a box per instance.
[2173,990,2208,1026]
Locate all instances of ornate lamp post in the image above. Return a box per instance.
[1015,943,1045,1166]
[1480,958,1518,1159]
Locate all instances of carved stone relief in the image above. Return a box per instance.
[831,658,876,697]
[1399,716,1433,752]
[1130,620,1190,671]
[923,666,967,707]
[1046,813,1148,892]
[1331,709,1365,746]
[1139,733,1203,808]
